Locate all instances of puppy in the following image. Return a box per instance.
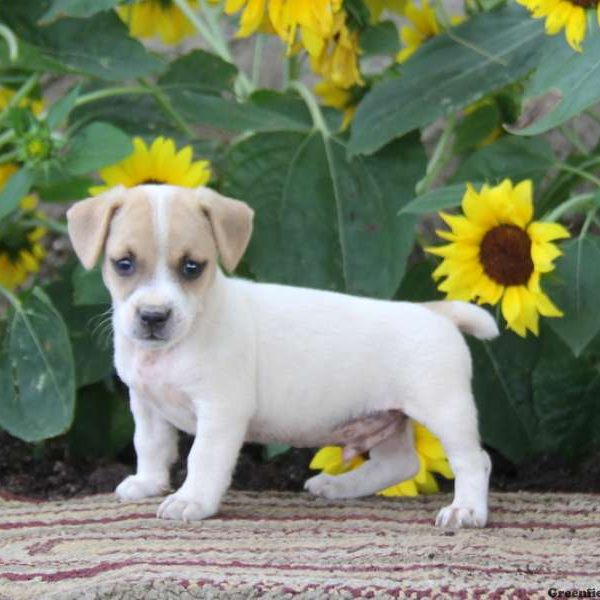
[67,184,498,528]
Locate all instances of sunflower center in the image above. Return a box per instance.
[479,224,533,286]
[569,0,597,7]
[140,178,167,185]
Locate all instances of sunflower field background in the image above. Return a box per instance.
[1,0,600,475]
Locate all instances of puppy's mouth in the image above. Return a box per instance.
[135,331,171,344]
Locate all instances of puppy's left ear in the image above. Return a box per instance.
[196,187,254,272]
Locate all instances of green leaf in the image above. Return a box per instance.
[72,265,110,306]
[0,288,76,442]
[36,176,95,203]
[453,136,555,191]
[395,260,441,302]
[0,168,35,221]
[158,49,238,95]
[40,0,122,23]
[469,333,540,463]
[263,443,291,461]
[0,0,164,80]
[63,122,132,176]
[531,327,600,460]
[400,182,478,215]
[360,21,400,56]
[349,6,545,155]
[45,269,113,388]
[514,23,600,135]
[67,382,133,459]
[547,236,600,357]
[223,132,426,298]
[45,84,80,129]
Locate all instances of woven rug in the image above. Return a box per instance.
[0,491,598,599]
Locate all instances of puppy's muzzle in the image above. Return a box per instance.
[137,305,172,340]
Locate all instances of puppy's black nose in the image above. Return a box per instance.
[139,307,172,328]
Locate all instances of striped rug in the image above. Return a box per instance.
[0,490,598,599]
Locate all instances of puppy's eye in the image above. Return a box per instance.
[180,259,206,281]
[112,256,136,276]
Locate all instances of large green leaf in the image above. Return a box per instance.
[40,0,122,23]
[0,0,164,80]
[469,333,540,463]
[531,327,600,460]
[547,236,600,357]
[0,288,75,442]
[349,5,545,156]
[62,122,133,176]
[222,132,426,298]
[453,136,555,191]
[514,23,600,135]
[400,182,477,215]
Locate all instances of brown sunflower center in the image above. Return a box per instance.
[479,224,533,286]
[140,178,167,185]
[569,0,597,7]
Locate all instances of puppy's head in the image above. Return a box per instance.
[67,185,254,347]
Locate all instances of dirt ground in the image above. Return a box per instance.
[1,430,599,501]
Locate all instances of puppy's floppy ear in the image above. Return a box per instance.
[66,186,126,270]
[196,187,254,272]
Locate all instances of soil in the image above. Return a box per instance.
[1,430,599,501]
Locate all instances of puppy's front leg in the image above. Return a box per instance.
[157,408,247,522]
[116,390,178,501]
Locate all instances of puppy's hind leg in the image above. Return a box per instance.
[305,422,419,500]
[405,392,491,529]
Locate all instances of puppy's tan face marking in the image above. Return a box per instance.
[67,184,254,348]
[105,187,219,347]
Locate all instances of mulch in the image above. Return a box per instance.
[0,490,598,599]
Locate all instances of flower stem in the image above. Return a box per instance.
[0,23,18,61]
[554,161,600,188]
[0,73,42,125]
[139,78,196,139]
[416,114,456,196]
[544,192,599,222]
[252,34,265,89]
[75,86,151,108]
[0,283,21,310]
[290,81,329,137]
[559,124,589,156]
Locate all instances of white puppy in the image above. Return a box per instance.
[67,184,498,528]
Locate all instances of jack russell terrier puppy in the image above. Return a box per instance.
[67,184,498,529]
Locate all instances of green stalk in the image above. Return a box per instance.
[75,86,151,108]
[139,79,196,138]
[22,216,69,236]
[559,124,589,156]
[0,23,18,61]
[252,34,265,89]
[544,192,598,222]
[0,149,18,165]
[0,283,21,310]
[290,81,329,137]
[554,161,600,188]
[0,73,42,124]
[416,114,456,196]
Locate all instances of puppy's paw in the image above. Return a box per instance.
[304,473,349,500]
[157,492,216,522]
[115,475,169,501]
[435,504,487,529]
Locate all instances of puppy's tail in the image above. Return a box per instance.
[424,301,499,340]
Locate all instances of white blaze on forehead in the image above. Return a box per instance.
[147,185,173,281]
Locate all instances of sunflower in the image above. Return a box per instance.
[90,136,212,195]
[116,0,200,44]
[226,0,363,88]
[0,164,46,291]
[310,421,453,497]
[426,180,570,337]
[516,0,598,52]
[365,0,407,21]
[314,79,361,130]
[397,0,464,63]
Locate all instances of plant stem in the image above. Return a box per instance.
[0,23,18,61]
[545,192,598,222]
[560,124,589,156]
[0,129,15,148]
[139,79,196,138]
[290,81,329,137]
[554,161,600,188]
[0,283,21,309]
[252,34,265,89]
[22,216,69,236]
[172,0,253,97]
[579,207,597,240]
[75,86,151,107]
[0,149,18,165]
[416,114,456,196]
[0,73,42,125]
